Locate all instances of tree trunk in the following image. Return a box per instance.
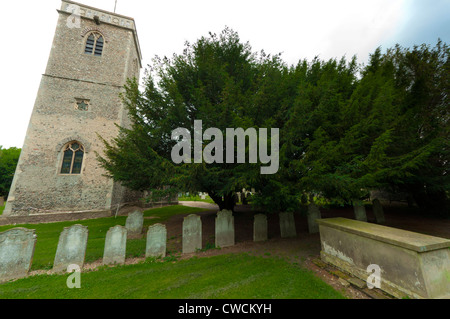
[209,191,236,212]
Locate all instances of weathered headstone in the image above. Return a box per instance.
[307,203,322,234]
[253,214,268,242]
[103,225,127,265]
[125,210,144,237]
[232,193,239,204]
[146,223,167,258]
[182,214,202,254]
[215,210,235,248]
[372,199,385,224]
[53,224,88,273]
[353,200,367,222]
[242,190,249,205]
[0,228,37,282]
[279,211,296,238]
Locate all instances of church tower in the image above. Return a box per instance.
[4,1,143,216]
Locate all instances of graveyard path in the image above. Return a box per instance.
[178,201,219,210]
[166,203,370,299]
[169,202,450,299]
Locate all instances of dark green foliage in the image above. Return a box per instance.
[282,41,449,214]
[97,28,287,211]
[0,146,21,197]
[98,27,449,215]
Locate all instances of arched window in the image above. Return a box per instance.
[60,142,84,174]
[84,32,104,56]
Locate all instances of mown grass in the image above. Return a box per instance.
[0,253,345,299]
[0,205,207,271]
[178,195,216,204]
[0,203,4,216]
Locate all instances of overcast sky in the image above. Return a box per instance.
[1,0,449,148]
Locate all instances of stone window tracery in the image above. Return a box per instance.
[60,142,85,175]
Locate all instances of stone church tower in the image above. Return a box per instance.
[4,1,143,216]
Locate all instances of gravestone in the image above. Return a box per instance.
[353,200,367,222]
[215,210,235,248]
[279,212,296,238]
[103,225,127,265]
[53,224,88,273]
[146,223,167,258]
[307,203,322,234]
[253,214,268,242]
[125,210,144,237]
[0,228,37,282]
[242,190,249,205]
[182,214,202,254]
[372,199,386,224]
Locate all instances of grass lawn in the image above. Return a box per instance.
[0,253,345,299]
[0,203,4,216]
[178,195,216,204]
[0,205,208,271]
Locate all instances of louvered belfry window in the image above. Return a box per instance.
[94,36,104,56]
[84,32,104,56]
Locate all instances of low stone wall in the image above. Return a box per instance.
[0,200,179,226]
[317,218,450,299]
[0,210,113,226]
[141,201,179,209]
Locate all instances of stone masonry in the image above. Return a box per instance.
[215,210,235,248]
[4,1,143,216]
[103,225,127,265]
[0,228,37,282]
[53,224,89,273]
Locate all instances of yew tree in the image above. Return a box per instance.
[97,28,288,211]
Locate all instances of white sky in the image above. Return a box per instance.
[1,0,449,148]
